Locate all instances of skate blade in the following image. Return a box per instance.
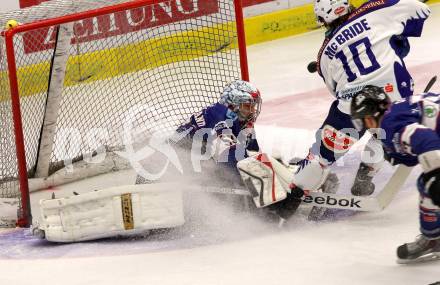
[397,252,440,264]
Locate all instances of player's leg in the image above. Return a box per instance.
[352,75,416,197]
[291,100,358,192]
[287,101,357,220]
[397,175,440,263]
[351,136,385,196]
[240,101,358,222]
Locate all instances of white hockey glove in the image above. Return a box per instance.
[211,133,237,163]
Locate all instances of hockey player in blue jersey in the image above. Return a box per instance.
[351,85,440,263]
[171,79,259,171]
[135,80,261,186]
[286,0,431,206]
[176,79,261,168]
[178,80,306,221]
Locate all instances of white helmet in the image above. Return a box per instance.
[314,0,350,25]
[220,80,262,126]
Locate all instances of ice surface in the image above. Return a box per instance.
[1,4,440,285]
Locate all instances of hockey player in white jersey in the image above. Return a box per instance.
[284,0,431,212]
[351,85,440,263]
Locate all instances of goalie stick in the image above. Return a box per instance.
[199,164,412,211]
[269,155,413,211]
[201,152,412,212]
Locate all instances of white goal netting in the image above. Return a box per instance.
[0,0,247,226]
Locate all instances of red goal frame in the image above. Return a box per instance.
[3,0,249,227]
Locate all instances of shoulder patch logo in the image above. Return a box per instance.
[384,83,394,93]
[424,105,437,118]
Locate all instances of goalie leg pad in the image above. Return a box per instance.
[37,183,184,242]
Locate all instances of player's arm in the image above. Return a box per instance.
[200,105,239,162]
[391,0,431,38]
[176,107,208,137]
[381,0,430,59]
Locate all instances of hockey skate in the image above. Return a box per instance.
[397,235,440,264]
[307,172,339,221]
[351,162,375,196]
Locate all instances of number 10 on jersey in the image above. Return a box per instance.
[335,37,381,82]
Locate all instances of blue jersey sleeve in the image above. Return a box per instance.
[202,103,229,129]
[380,95,440,165]
[381,99,419,153]
[177,103,232,137]
[407,127,440,155]
[177,103,259,157]
[395,0,430,38]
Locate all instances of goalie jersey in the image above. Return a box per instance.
[379,93,440,166]
[317,0,430,114]
[177,102,259,164]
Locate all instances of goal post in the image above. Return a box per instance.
[0,0,249,227]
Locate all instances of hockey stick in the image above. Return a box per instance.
[298,76,435,210]
[306,76,435,210]
[197,185,385,211]
[269,156,411,211]
[373,164,412,210]
[424,75,437,93]
[199,165,410,212]
[297,76,433,210]
[128,162,411,212]
[199,164,412,212]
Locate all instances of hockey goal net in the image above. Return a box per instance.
[0,0,248,227]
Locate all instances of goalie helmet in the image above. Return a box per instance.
[350,85,391,132]
[220,80,262,127]
[314,0,350,25]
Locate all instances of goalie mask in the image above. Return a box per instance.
[350,85,391,132]
[220,80,262,128]
[314,0,350,25]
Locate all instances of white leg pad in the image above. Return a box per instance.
[38,183,184,242]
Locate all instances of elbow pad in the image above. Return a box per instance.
[419,150,440,173]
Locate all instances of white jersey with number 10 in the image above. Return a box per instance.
[317,0,430,114]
